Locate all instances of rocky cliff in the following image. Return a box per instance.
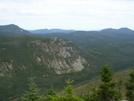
[0,36,88,76]
[0,36,90,100]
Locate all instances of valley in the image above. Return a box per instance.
[0,24,134,101]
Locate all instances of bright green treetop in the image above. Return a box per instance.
[22,77,40,101]
[49,78,84,101]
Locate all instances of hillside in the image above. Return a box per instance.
[0,24,134,100]
[74,68,133,99]
[0,36,88,75]
[35,28,134,48]
[34,28,134,71]
[0,35,95,100]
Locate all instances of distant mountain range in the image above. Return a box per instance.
[0,24,134,34]
[1,24,134,100]
[29,27,134,34]
[101,27,134,34]
[29,28,76,34]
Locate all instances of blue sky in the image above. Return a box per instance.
[0,0,134,30]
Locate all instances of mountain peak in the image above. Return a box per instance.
[101,27,134,34]
[118,27,133,34]
[118,27,132,31]
[7,24,17,26]
[100,28,117,32]
[0,24,30,34]
[0,24,19,27]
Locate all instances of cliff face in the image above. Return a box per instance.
[29,37,87,74]
[0,37,88,76]
[0,36,90,100]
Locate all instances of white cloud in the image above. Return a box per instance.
[0,0,134,30]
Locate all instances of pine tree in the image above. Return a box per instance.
[126,68,134,101]
[46,86,56,101]
[22,77,40,101]
[97,65,121,101]
[64,78,74,97]
[46,86,56,96]
[49,78,84,101]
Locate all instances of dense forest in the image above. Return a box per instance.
[22,66,134,101]
[0,24,134,101]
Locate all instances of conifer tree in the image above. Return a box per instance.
[49,78,84,101]
[64,78,74,97]
[46,86,56,101]
[126,68,134,101]
[22,77,40,101]
[98,65,121,101]
[46,86,56,96]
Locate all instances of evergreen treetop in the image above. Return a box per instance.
[22,77,40,101]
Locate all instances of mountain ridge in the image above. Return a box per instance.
[1,24,134,100]
[29,28,76,34]
[1,24,134,34]
[0,24,30,34]
[101,27,134,34]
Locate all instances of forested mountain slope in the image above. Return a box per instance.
[0,24,134,100]
[0,35,94,100]
[34,28,134,71]
[74,68,133,99]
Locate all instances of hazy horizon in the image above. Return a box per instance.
[1,23,134,31]
[0,0,134,30]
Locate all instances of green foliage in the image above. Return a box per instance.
[45,86,56,101]
[64,78,74,96]
[48,78,84,101]
[99,66,113,83]
[49,94,84,101]
[1,30,134,101]
[22,77,41,101]
[97,66,121,101]
[83,88,99,101]
[126,68,134,101]
[46,86,56,96]
[84,66,121,101]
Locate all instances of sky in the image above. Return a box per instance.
[0,0,134,30]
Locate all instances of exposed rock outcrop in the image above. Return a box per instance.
[0,37,88,76]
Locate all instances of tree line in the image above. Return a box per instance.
[22,66,134,101]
